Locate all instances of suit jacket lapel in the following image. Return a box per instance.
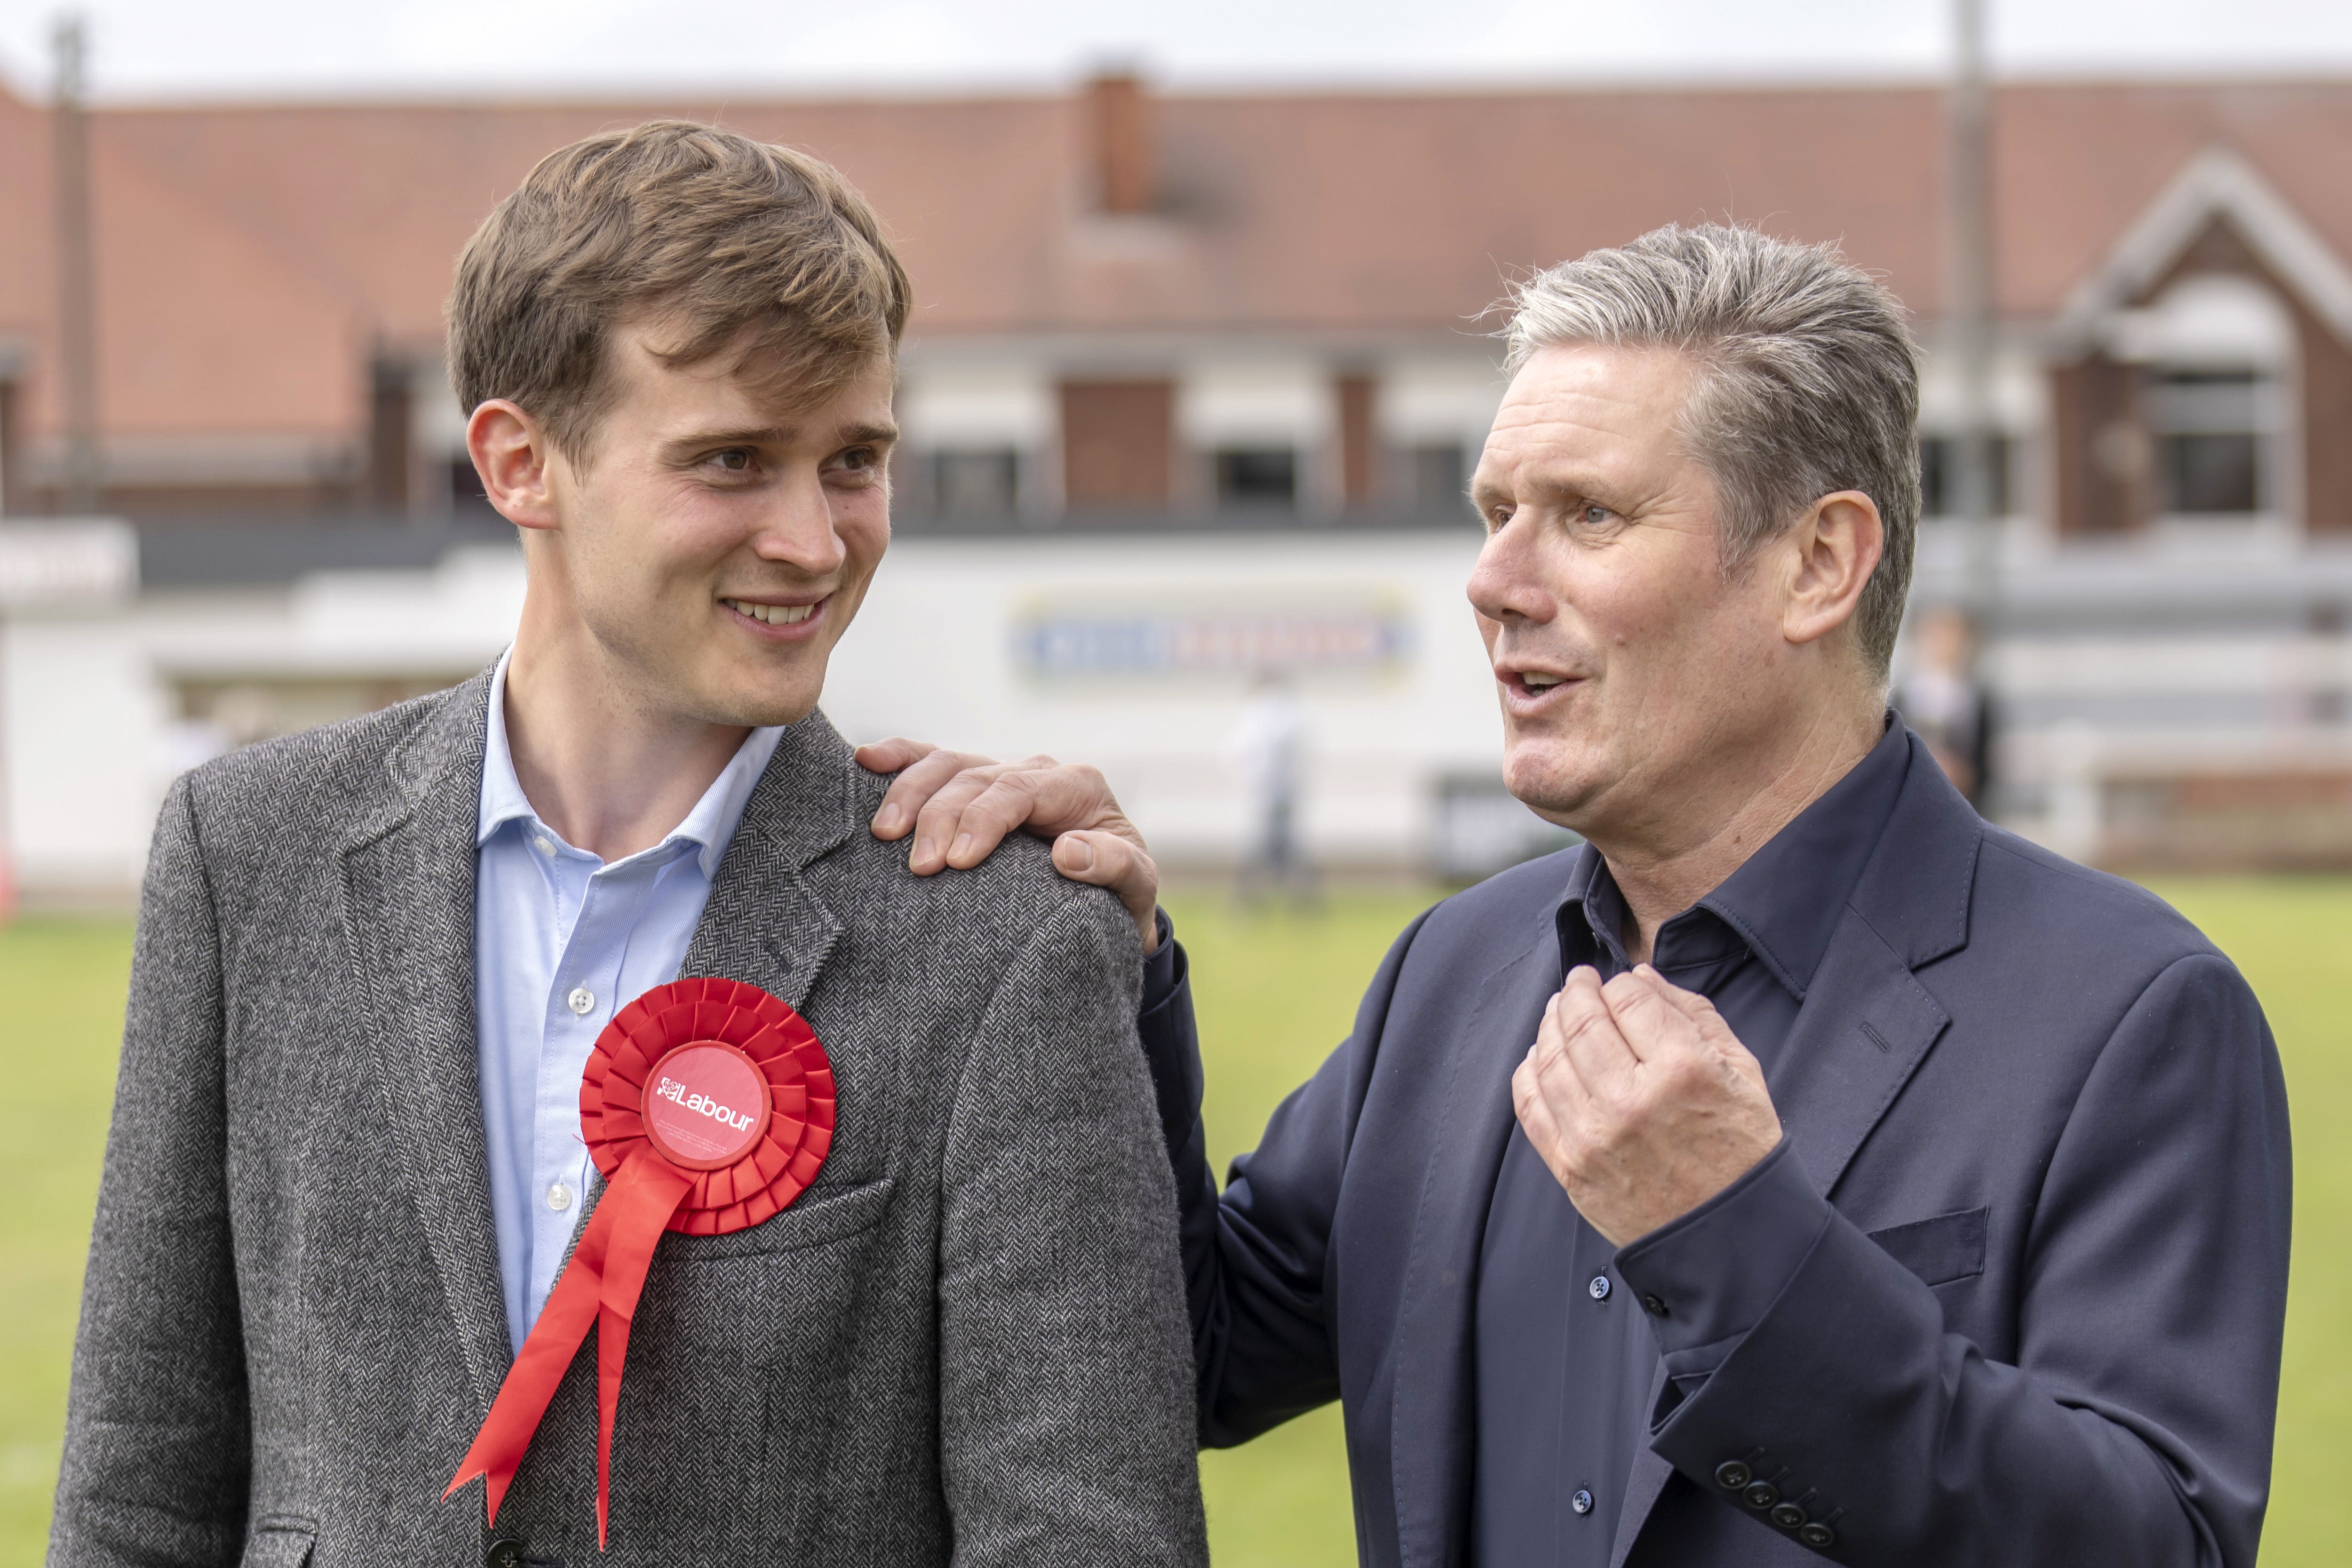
[338,672,512,1407]
[1766,739,1981,1200]
[1391,900,1563,1568]
[678,709,857,1005]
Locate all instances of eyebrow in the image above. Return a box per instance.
[659,419,900,460]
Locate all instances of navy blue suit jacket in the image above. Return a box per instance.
[1139,734,2290,1566]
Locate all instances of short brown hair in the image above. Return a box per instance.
[447,120,912,459]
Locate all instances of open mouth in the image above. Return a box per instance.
[1507,669,1576,699]
[722,597,818,628]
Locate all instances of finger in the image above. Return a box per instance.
[942,773,1065,868]
[1052,830,1162,949]
[854,736,937,777]
[908,767,1012,872]
[1625,966,1751,1061]
[1553,965,1640,1092]
[1598,968,1700,1063]
[870,746,996,840]
[1512,1052,1581,1186]
[1633,964,1715,1024]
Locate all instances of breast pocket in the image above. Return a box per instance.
[1867,1206,1989,1288]
[662,1176,897,1262]
[238,1519,313,1568]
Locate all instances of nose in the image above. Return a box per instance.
[1466,513,1555,627]
[749,466,849,576]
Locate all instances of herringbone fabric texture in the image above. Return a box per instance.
[48,671,1206,1568]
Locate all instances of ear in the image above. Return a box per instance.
[466,399,561,531]
[1780,489,1883,649]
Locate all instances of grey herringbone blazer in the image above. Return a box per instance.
[49,672,1206,1568]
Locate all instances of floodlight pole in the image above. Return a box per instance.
[1947,0,2000,634]
[54,15,100,517]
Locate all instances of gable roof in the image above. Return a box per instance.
[2055,144,2352,347]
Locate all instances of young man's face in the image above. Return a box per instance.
[530,319,898,728]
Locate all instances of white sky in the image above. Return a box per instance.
[0,0,2346,102]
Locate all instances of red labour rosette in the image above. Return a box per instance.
[445,978,835,1550]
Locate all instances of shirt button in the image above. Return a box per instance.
[1587,1274,1611,1301]
[532,835,556,858]
[567,987,594,1015]
[546,1181,573,1212]
[1641,1293,1670,1318]
[1571,1488,1594,1516]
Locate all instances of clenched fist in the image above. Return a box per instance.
[1510,964,1783,1248]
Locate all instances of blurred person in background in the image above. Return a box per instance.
[862,225,2291,1567]
[1895,602,1994,806]
[49,122,1202,1568]
[1229,668,1314,905]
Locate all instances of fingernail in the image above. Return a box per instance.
[914,838,937,864]
[1063,837,1096,872]
[950,834,972,862]
[874,804,904,834]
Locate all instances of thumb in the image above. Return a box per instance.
[1052,829,1161,946]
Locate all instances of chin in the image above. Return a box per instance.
[1501,739,1598,825]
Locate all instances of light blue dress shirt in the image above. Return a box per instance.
[474,651,785,1354]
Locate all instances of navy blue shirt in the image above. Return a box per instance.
[1470,719,1910,1567]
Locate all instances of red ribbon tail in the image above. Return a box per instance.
[445,1191,620,1523]
[592,1153,694,1549]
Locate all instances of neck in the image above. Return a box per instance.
[1596,699,1883,965]
[501,604,750,864]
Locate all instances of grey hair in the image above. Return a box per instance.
[1503,223,1920,679]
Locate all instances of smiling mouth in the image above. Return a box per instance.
[722,598,818,627]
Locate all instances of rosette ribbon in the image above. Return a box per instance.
[445,977,834,1548]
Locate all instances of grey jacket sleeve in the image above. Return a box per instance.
[935,888,1208,1567]
[49,776,251,1568]
[1617,951,2292,1567]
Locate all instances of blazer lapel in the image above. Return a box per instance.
[677,709,857,1005]
[1390,899,1564,1568]
[1767,740,1982,1201]
[338,672,513,1407]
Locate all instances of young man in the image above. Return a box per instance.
[50,122,1205,1568]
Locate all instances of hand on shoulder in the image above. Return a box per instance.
[856,738,1161,953]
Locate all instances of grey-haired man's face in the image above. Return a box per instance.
[1466,344,1807,846]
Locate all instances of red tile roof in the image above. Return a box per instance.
[0,77,2346,444]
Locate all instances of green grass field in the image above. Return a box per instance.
[3,880,2347,1564]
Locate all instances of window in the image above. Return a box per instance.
[930,449,1020,517]
[1918,434,2013,518]
[1215,447,1296,508]
[2146,368,2265,516]
[1407,443,1466,514]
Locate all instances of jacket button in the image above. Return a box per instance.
[484,1542,523,1568]
[1713,1460,1752,1490]
[1743,1480,1780,1510]
[1641,1293,1669,1317]
[1770,1501,1808,1529]
[1798,1521,1838,1548]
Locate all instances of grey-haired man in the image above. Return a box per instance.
[862,224,2292,1567]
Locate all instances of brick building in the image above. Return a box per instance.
[6,73,2352,897]
[0,73,2346,539]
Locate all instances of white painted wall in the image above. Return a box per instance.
[1,530,1504,902]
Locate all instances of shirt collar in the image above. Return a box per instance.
[1555,715,1915,1000]
[477,647,788,880]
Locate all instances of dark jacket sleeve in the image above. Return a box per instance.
[1135,908,1434,1447]
[1615,950,2292,1567]
[50,776,252,1567]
